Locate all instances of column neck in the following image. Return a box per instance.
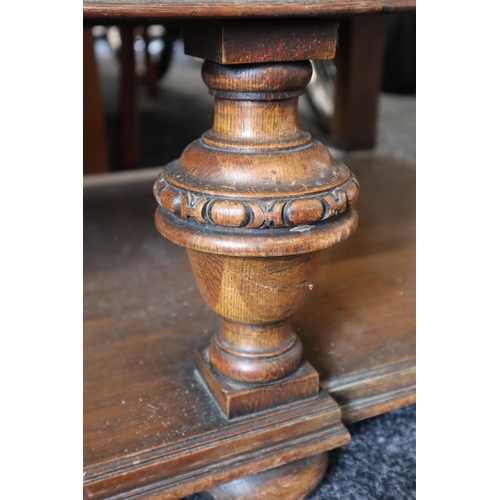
[201,60,313,151]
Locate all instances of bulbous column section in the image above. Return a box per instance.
[155,58,358,420]
[155,20,356,499]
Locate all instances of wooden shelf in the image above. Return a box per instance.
[297,154,415,422]
[84,154,415,498]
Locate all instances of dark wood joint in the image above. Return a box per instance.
[183,19,338,64]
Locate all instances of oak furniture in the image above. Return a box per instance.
[83,2,416,498]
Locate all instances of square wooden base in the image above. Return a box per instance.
[196,348,320,418]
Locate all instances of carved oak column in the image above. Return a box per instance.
[154,19,358,499]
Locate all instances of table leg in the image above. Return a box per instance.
[154,19,359,498]
[83,27,109,174]
[332,15,386,151]
[143,27,159,99]
[119,25,140,169]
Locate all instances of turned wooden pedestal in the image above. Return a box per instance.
[152,20,358,498]
[83,7,415,500]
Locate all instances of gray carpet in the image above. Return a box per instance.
[309,405,416,500]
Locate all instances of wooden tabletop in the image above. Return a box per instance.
[83,0,415,21]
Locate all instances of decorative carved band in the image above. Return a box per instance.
[154,171,359,229]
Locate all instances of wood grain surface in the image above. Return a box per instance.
[201,452,328,500]
[184,19,338,64]
[196,350,321,418]
[296,155,416,421]
[83,154,415,497]
[83,0,416,21]
[154,49,360,399]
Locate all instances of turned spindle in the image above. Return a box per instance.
[154,21,359,418]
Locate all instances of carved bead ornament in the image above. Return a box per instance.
[154,170,359,229]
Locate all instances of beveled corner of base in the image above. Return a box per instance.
[196,348,320,418]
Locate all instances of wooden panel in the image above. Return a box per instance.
[295,155,416,421]
[83,1,416,21]
[85,390,348,498]
[84,154,415,497]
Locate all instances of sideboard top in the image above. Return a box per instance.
[83,0,416,21]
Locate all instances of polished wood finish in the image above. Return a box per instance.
[119,26,140,170]
[296,157,416,422]
[188,250,322,385]
[197,349,319,418]
[201,452,328,500]
[83,1,416,21]
[84,362,348,500]
[83,155,414,498]
[83,27,109,174]
[154,26,360,432]
[84,9,415,497]
[332,15,386,151]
